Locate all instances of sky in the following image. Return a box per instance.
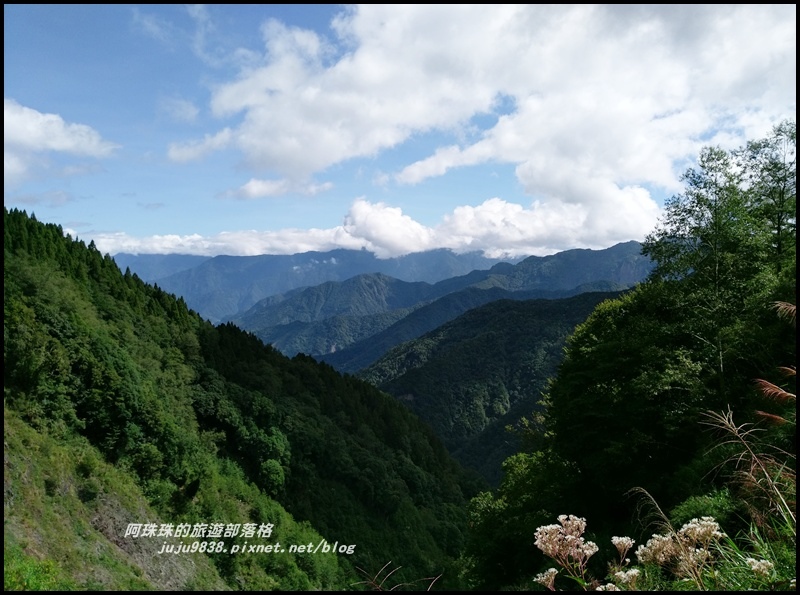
[4,4,796,259]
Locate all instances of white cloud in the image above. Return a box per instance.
[4,98,119,186]
[169,3,794,197]
[94,196,661,258]
[93,226,367,257]
[4,99,118,156]
[231,178,334,199]
[433,191,660,257]
[342,199,437,258]
[4,151,28,185]
[167,128,233,162]
[178,6,514,179]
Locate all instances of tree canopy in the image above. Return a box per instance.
[464,120,796,590]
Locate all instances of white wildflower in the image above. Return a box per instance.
[636,533,677,565]
[534,515,599,580]
[558,514,588,537]
[745,557,774,577]
[583,540,599,558]
[611,536,635,558]
[533,567,558,590]
[534,524,564,558]
[614,568,641,585]
[677,517,725,545]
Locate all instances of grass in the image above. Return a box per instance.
[3,406,228,591]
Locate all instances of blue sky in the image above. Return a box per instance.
[4,4,796,258]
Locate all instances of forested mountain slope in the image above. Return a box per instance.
[320,281,627,374]
[359,291,624,484]
[226,273,432,357]
[4,208,481,591]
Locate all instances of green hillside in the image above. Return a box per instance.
[227,273,431,357]
[4,208,480,591]
[360,291,623,484]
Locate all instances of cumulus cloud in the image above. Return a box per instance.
[166,4,794,235]
[342,199,437,258]
[4,99,118,156]
[391,3,794,201]
[4,98,119,186]
[176,6,514,179]
[94,196,659,258]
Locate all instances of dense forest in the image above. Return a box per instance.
[4,207,482,590]
[4,120,795,591]
[359,291,627,485]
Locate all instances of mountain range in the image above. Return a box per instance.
[116,248,523,323]
[225,241,653,372]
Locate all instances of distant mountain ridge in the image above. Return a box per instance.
[230,241,653,370]
[112,253,211,282]
[120,248,523,323]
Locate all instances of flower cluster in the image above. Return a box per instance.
[635,517,727,581]
[635,533,677,565]
[677,516,726,547]
[534,515,599,583]
[611,536,635,560]
[533,567,558,591]
[745,557,774,577]
[534,515,599,567]
[613,568,640,587]
[531,512,785,591]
